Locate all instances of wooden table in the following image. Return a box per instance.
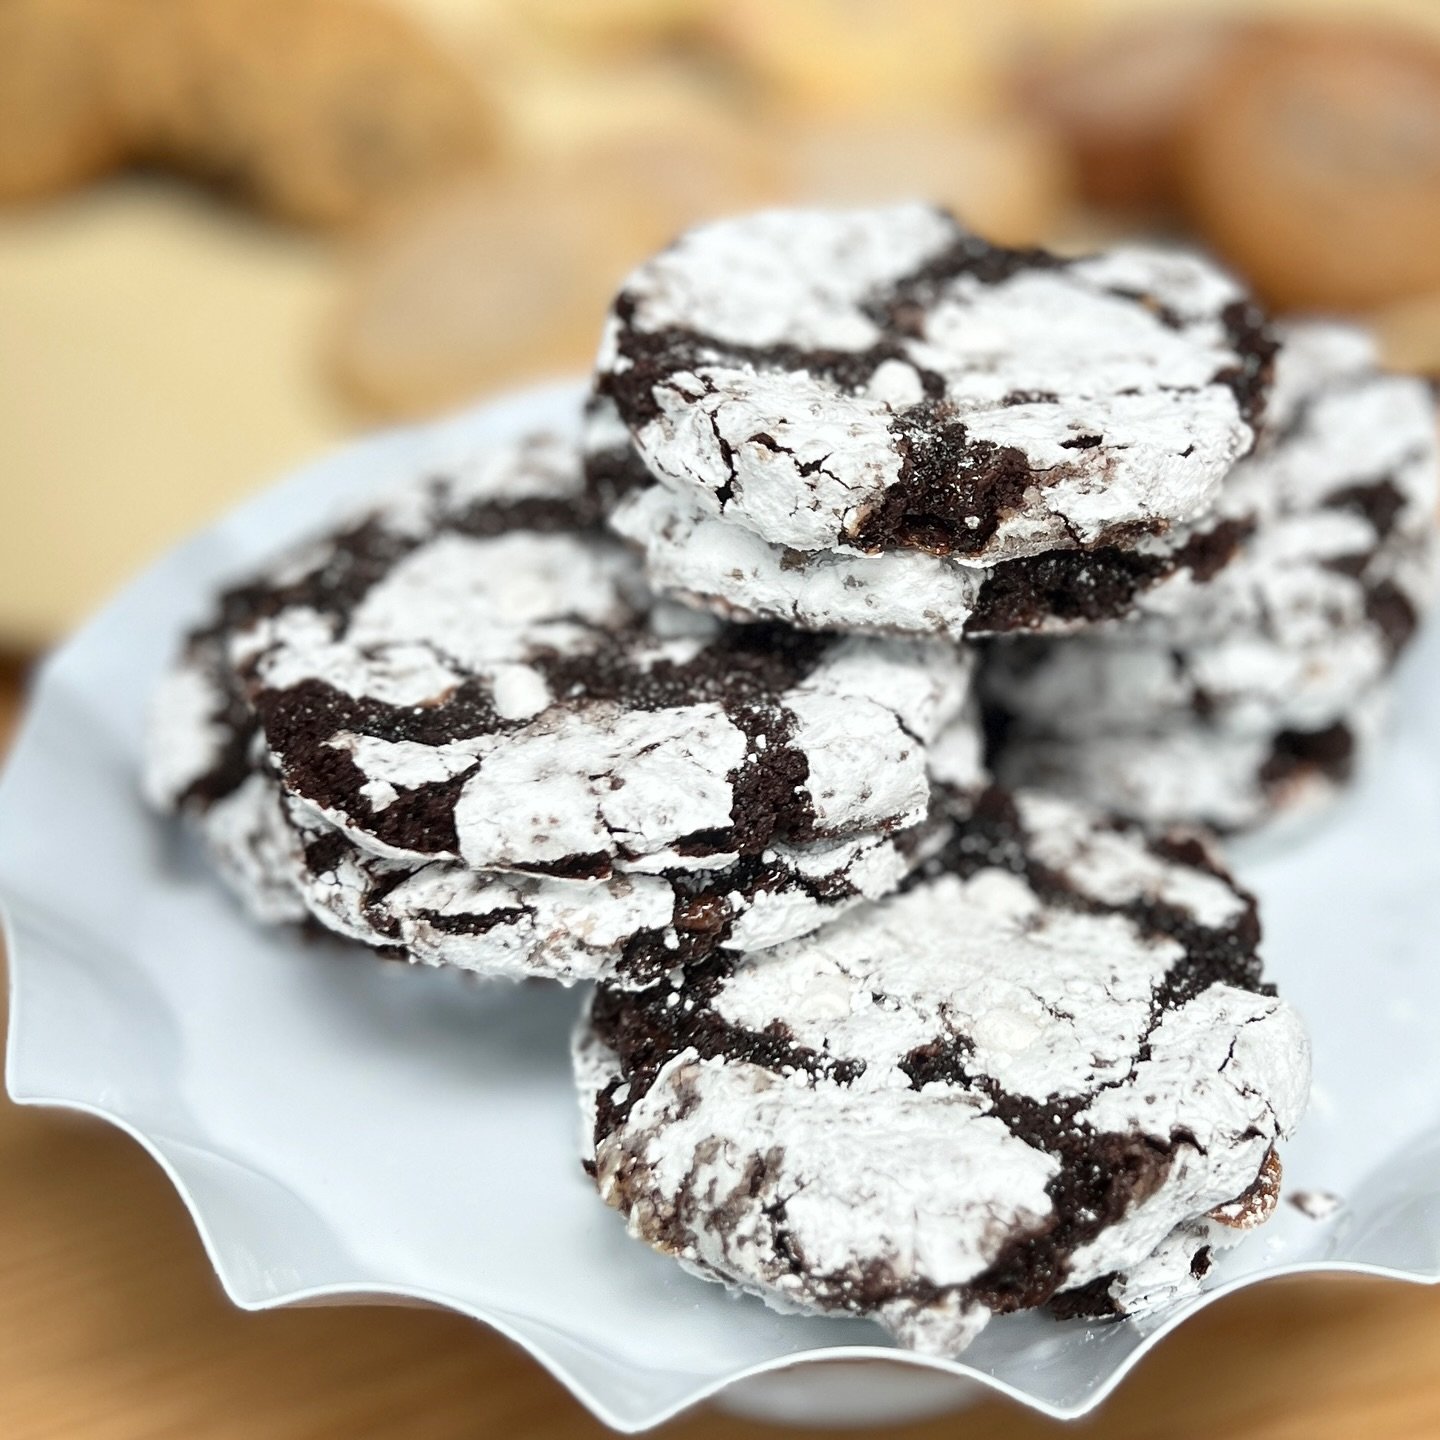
[2,662,1439,1440]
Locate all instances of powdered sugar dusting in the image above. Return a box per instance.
[603,206,1266,563]
[580,787,1308,1354]
[986,321,1439,831]
[611,480,990,638]
[213,427,973,873]
[620,203,957,351]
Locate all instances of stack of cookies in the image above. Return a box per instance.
[591,205,1438,834]
[148,202,1440,1356]
[984,322,1440,830]
[143,426,977,988]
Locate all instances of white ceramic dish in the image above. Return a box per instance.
[5,382,1440,1433]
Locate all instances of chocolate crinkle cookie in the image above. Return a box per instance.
[145,624,958,985]
[591,204,1277,639]
[143,417,981,983]
[576,784,1310,1354]
[157,426,973,878]
[985,320,1440,832]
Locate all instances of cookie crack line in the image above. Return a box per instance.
[595,205,1287,655]
[146,423,979,984]
[582,779,1305,1349]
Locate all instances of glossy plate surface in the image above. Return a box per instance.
[5,383,1439,1432]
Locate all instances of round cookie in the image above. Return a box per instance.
[1180,23,1440,311]
[576,784,1310,1353]
[113,0,494,228]
[984,338,1440,739]
[585,392,1253,642]
[219,427,973,878]
[1021,15,1234,216]
[701,0,1008,122]
[596,204,1275,563]
[143,411,979,979]
[146,631,976,985]
[777,117,1071,248]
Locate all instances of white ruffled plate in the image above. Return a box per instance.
[5,382,1440,1433]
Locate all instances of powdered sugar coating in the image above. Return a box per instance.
[994,691,1392,835]
[609,466,1252,641]
[293,782,931,986]
[188,771,311,927]
[599,205,1271,565]
[611,480,984,637]
[984,512,1437,743]
[140,504,984,979]
[145,634,965,984]
[579,786,1308,1354]
[142,659,237,812]
[1012,790,1246,931]
[198,425,974,877]
[1093,330,1440,647]
[589,1037,1057,1346]
[984,325,1439,830]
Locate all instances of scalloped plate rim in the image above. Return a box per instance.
[7,1026,1438,1435]
[3,377,1440,1433]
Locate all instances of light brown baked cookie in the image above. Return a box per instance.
[1180,23,1440,311]
[1021,16,1233,215]
[490,53,776,197]
[329,170,656,417]
[113,0,495,227]
[1372,290,1440,378]
[778,115,1072,247]
[506,0,707,56]
[331,65,783,417]
[0,0,127,203]
[702,0,1014,120]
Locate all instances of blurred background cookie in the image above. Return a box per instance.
[700,0,1016,120]
[330,98,1077,419]
[1179,21,1440,311]
[330,170,664,417]
[0,0,125,203]
[113,0,496,227]
[1371,290,1440,378]
[486,52,776,216]
[1019,14,1233,216]
[9,0,1440,646]
[330,55,784,416]
[501,0,708,57]
[777,116,1071,246]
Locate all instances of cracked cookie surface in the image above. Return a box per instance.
[148,422,974,880]
[576,784,1310,1353]
[143,415,983,979]
[149,683,946,985]
[601,424,1250,640]
[992,694,1391,836]
[596,205,1275,568]
[985,322,1439,830]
